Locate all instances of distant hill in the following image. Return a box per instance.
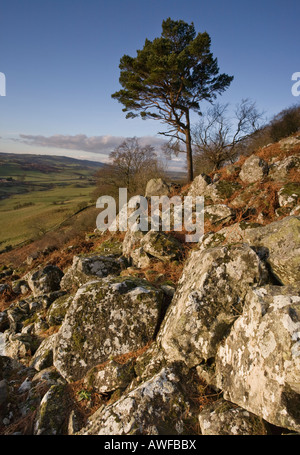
[0,152,107,177]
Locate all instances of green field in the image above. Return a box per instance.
[0,153,105,249]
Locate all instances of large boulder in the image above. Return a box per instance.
[242,216,300,285]
[34,384,68,435]
[53,277,163,382]
[27,265,64,297]
[84,359,135,394]
[278,183,300,209]
[140,230,183,262]
[204,204,235,226]
[187,174,212,198]
[157,244,270,368]
[199,216,300,286]
[269,155,300,181]
[60,254,123,291]
[239,155,269,183]
[215,284,300,432]
[198,399,268,435]
[30,333,57,371]
[77,366,192,435]
[145,178,170,198]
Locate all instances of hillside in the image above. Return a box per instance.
[0,134,299,436]
[0,152,106,250]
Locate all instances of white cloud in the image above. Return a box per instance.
[15,133,167,155]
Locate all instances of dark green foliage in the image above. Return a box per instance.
[270,105,300,142]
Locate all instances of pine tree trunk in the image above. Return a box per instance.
[185,111,194,183]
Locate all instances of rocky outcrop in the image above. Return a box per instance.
[27,265,64,297]
[158,244,270,368]
[239,155,269,183]
[145,178,170,198]
[34,384,68,435]
[198,399,268,435]
[84,359,135,394]
[60,254,123,291]
[1,135,300,436]
[53,277,163,382]
[215,284,300,432]
[199,216,300,285]
[78,365,192,435]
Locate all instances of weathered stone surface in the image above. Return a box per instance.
[122,228,151,268]
[53,277,163,382]
[279,136,300,150]
[278,183,300,208]
[30,333,57,371]
[77,366,191,435]
[11,279,30,295]
[84,359,135,393]
[199,399,268,435]
[122,229,147,257]
[215,284,300,432]
[145,178,170,198]
[187,174,212,198]
[269,155,300,181]
[158,244,270,368]
[140,230,183,262]
[34,384,68,435]
[47,294,73,326]
[4,332,41,362]
[239,155,268,183]
[204,204,235,225]
[130,247,152,268]
[242,216,300,285]
[60,254,122,291]
[199,216,300,286]
[28,265,64,297]
[198,221,261,253]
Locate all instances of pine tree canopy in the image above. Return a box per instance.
[111,18,234,182]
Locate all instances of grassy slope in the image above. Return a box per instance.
[0,153,105,248]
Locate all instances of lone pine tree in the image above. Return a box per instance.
[112,18,233,182]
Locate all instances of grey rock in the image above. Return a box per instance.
[60,254,122,291]
[187,174,212,198]
[34,384,68,435]
[140,230,183,262]
[47,294,73,326]
[269,155,300,181]
[278,183,300,208]
[158,244,270,368]
[239,155,268,183]
[28,265,64,297]
[84,359,135,393]
[215,284,300,432]
[145,178,170,198]
[77,366,191,435]
[30,333,57,371]
[53,277,163,382]
[199,399,268,435]
[204,204,235,225]
[11,279,30,295]
[242,216,300,285]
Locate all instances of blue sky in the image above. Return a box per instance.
[0,0,299,168]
